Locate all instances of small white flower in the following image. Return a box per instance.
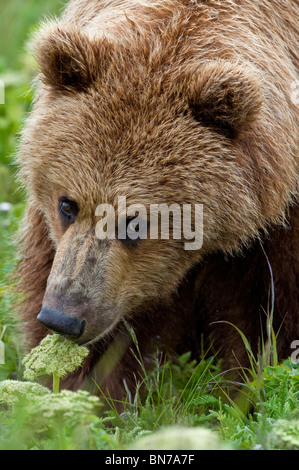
[0,202,12,213]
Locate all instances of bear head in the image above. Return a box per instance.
[19,21,283,345]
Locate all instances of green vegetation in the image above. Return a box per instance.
[1,0,299,451]
[1,328,299,449]
[0,0,64,70]
[0,0,64,203]
[23,333,89,392]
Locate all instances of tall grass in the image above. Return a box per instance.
[1,318,299,450]
[0,0,64,69]
[0,0,64,203]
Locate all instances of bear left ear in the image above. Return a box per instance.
[33,23,108,92]
[188,60,263,136]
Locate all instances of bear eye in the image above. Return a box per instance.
[120,218,148,247]
[58,197,79,225]
[127,219,140,235]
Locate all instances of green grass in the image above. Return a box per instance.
[0,0,65,70]
[1,317,299,450]
[0,0,65,201]
[1,0,299,451]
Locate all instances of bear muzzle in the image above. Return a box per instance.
[37,306,87,340]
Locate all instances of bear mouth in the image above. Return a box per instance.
[76,338,92,346]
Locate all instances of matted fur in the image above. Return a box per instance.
[16,0,298,404]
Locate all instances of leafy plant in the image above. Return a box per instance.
[23,333,89,393]
[0,334,107,450]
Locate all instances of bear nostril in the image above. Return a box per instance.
[37,306,85,338]
[79,320,86,337]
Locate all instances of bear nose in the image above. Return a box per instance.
[37,306,85,338]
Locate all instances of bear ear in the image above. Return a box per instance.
[188,60,263,137]
[33,24,106,92]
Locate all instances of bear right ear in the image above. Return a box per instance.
[187,60,263,137]
[33,24,108,92]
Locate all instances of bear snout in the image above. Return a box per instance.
[37,306,86,340]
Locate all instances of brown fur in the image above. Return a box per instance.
[17,0,298,405]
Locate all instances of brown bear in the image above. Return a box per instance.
[17,0,298,403]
